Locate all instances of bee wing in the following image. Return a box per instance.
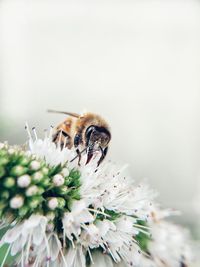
[47,109,80,118]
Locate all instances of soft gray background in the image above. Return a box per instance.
[0,0,200,238]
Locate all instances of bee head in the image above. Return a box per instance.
[85,125,111,165]
[85,125,111,148]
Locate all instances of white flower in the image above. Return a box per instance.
[1,214,48,264]
[0,129,194,267]
[91,251,114,267]
[78,163,155,223]
[149,220,193,267]
[65,246,86,267]
[28,127,76,167]
[62,200,94,241]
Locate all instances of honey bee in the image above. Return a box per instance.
[48,109,111,166]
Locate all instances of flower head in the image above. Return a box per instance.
[0,131,194,266]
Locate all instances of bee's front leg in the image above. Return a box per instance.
[76,149,82,166]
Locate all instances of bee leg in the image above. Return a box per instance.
[76,149,82,166]
[74,134,82,147]
[97,147,108,167]
[52,130,60,143]
[85,147,94,165]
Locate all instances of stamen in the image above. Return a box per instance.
[32,127,38,140]
[49,126,54,139]
[87,208,111,217]
[87,248,94,264]
[25,123,32,140]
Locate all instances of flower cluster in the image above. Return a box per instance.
[0,129,193,267]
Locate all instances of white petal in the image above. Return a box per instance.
[48,233,62,261]
[2,224,22,244]
[10,235,24,256]
[76,210,94,224]
[33,224,45,245]
[92,251,113,267]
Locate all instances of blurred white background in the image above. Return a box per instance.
[0,0,200,237]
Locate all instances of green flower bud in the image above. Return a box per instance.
[26,185,39,196]
[41,167,49,175]
[57,197,66,209]
[18,206,29,217]
[28,196,43,209]
[47,197,63,210]
[65,176,73,186]
[37,187,45,194]
[46,211,56,221]
[0,150,7,157]
[20,157,31,166]
[0,166,5,178]
[70,170,80,179]
[70,189,81,200]
[32,171,43,182]
[1,190,9,199]
[62,168,70,177]
[26,185,44,196]
[3,177,15,188]
[0,157,9,166]
[0,201,6,210]
[40,178,50,187]
[55,185,69,195]
[10,165,27,176]
[7,148,15,154]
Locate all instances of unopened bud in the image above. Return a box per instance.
[0,167,5,178]
[10,195,24,209]
[62,168,69,177]
[48,198,59,210]
[0,143,5,149]
[17,175,31,188]
[26,185,39,196]
[30,160,41,171]
[46,211,55,221]
[32,172,43,182]
[10,165,27,176]
[8,148,15,154]
[53,174,64,187]
[18,206,29,217]
[28,196,42,209]
[20,157,30,166]
[4,177,15,188]
[41,167,49,175]
[0,157,9,166]
[1,190,9,199]
[55,185,69,195]
[57,197,66,209]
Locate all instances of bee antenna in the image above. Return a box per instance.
[47,109,80,118]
